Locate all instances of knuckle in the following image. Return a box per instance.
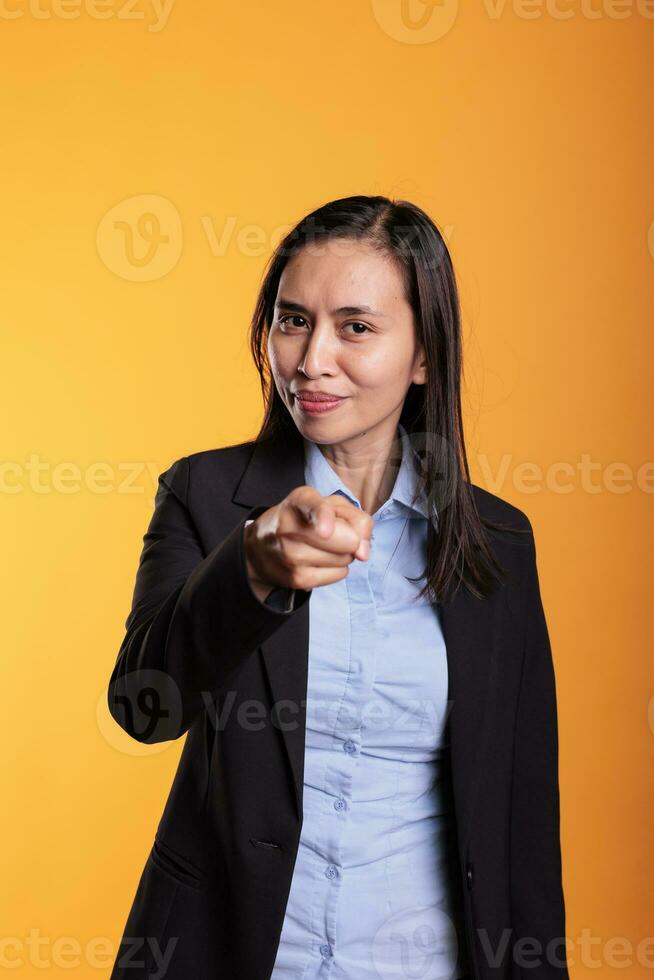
[288,485,309,505]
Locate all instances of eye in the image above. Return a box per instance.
[278,314,308,329]
[342,322,371,337]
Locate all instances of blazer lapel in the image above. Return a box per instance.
[232,429,498,850]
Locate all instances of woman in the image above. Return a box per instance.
[108,195,569,980]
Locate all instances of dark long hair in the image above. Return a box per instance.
[248,194,523,603]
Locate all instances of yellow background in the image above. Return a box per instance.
[2,0,653,975]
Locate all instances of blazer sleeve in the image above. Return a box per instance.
[107,455,310,744]
[510,524,569,980]
[244,518,296,613]
[263,587,297,613]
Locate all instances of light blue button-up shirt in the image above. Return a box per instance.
[269,423,468,980]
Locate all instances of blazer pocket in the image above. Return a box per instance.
[249,837,282,851]
[150,836,209,891]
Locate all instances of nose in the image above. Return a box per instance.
[297,322,337,378]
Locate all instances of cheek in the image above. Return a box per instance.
[268,338,294,378]
[349,346,412,388]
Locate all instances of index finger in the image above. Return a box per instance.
[290,487,373,544]
[324,494,374,545]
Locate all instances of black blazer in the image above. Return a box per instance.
[108,430,569,980]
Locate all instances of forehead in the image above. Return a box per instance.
[277,240,408,310]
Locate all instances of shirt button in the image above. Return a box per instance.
[334,798,347,812]
[324,864,339,880]
[320,943,333,958]
[343,739,357,755]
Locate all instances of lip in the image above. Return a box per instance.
[294,393,348,415]
[293,390,346,402]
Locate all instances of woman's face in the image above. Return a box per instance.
[268,238,426,447]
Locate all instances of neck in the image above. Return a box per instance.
[318,419,404,516]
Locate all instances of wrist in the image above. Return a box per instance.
[243,520,296,613]
[244,519,274,593]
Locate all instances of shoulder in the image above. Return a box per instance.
[469,483,537,572]
[470,482,532,533]
[467,486,543,617]
[186,439,257,481]
[157,440,258,505]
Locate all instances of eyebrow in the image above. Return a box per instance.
[275,297,388,318]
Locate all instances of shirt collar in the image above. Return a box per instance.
[302,422,432,520]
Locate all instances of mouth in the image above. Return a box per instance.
[293,393,348,415]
